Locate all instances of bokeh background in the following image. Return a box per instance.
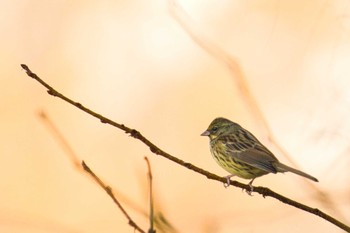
[1,0,350,232]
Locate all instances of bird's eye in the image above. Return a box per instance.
[211,126,218,132]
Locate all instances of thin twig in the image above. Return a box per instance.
[20,64,350,232]
[38,108,145,232]
[145,157,155,233]
[39,111,175,233]
[82,161,146,233]
[38,111,149,215]
[38,111,81,169]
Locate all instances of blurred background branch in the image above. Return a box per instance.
[38,110,177,233]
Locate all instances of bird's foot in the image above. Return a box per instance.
[245,184,254,196]
[245,178,255,196]
[223,174,235,188]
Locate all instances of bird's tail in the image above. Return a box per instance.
[276,163,318,182]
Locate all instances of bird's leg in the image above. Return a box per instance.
[245,178,256,195]
[223,174,235,188]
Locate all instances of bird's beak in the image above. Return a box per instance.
[200,130,210,136]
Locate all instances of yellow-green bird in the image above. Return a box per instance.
[201,117,318,193]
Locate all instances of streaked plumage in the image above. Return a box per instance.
[201,117,318,193]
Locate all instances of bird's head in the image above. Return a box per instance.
[201,117,237,140]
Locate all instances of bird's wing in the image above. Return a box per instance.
[224,139,278,173]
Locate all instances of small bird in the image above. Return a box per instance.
[201,117,318,193]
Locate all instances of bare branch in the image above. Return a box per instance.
[145,157,155,233]
[82,161,146,233]
[38,111,149,213]
[21,64,350,232]
[38,111,175,232]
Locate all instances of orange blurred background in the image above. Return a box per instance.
[1,0,350,232]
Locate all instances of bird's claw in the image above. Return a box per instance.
[223,175,235,188]
[223,177,230,188]
[245,184,254,196]
[245,178,255,196]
